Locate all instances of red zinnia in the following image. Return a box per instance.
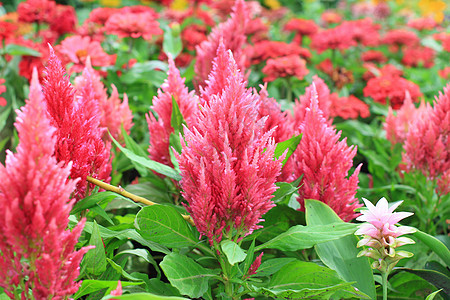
[402,45,435,68]
[262,55,309,82]
[17,0,55,24]
[329,94,370,119]
[105,11,162,40]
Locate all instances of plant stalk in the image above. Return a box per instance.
[86,176,195,226]
[381,271,389,300]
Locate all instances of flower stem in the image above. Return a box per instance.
[86,176,195,226]
[381,271,389,300]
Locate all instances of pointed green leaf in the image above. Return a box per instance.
[160,252,217,298]
[305,199,376,300]
[121,126,149,177]
[84,220,107,276]
[3,44,41,56]
[413,230,450,267]
[135,205,196,248]
[221,240,247,266]
[163,23,182,59]
[255,222,357,252]
[110,132,182,181]
[102,293,188,300]
[255,258,297,277]
[426,289,443,300]
[396,268,450,296]
[73,280,142,299]
[274,134,302,166]
[71,191,117,214]
[170,96,186,134]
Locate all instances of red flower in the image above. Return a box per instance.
[262,55,309,82]
[329,94,370,119]
[0,68,91,298]
[246,40,311,66]
[56,35,116,74]
[195,0,249,90]
[17,0,56,23]
[0,21,17,41]
[247,252,263,277]
[363,74,422,109]
[402,45,435,68]
[439,67,450,80]
[246,18,269,43]
[403,84,450,180]
[362,63,403,81]
[147,56,198,170]
[18,41,49,83]
[283,18,319,36]
[381,29,420,49]
[407,17,437,31]
[341,18,381,47]
[361,50,387,63]
[321,10,342,25]
[178,48,282,245]
[86,7,119,25]
[293,88,362,222]
[0,79,6,106]
[105,11,162,40]
[181,24,208,51]
[49,4,77,35]
[311,26,357,53]
[42,47,111,201]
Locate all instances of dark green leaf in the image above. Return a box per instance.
[0,106,11,133]
[255,223,357,252]
[73,280,142,299]
[121,126,150,177]
[255,258,297,277]
[396,268,450,296]
[90,204,115,225]
[110,133,182,180]
[160,252,217,298]
[272,182,299,204]
[305,199,376,300]
[71,192,117,214]
[413,230,450,267]
[135,205,196,248]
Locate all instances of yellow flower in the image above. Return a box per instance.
[264,0,281,10]
[418,0,446,23]
[170,0,188,10]
[100,0,121,7]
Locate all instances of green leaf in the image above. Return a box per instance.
[274,134,302,166]
[71,191,117,214]
[272,182,299,204]
[90,204,115,225]
[72,280,142,299]
[426,289,443,300]
[170,96,186,134]
[413,230,450,267]
[121,126,150,177]
[3,44,41,57]
[255,258,297,277]
[162,23,183,58]
[84,220,107,276]
[305,199,376,300]
[135,205,196,248]
[120,61,168,84]
[160,252,217,298]
[396,268,450,296]
[102,293,188,300]
[107,258,145,282]
[114,248,161,279]
[0,106,11,132]
[110,132,182,180]
[220,240,247,266]
[257,261,370,299]
[255,222,357,252]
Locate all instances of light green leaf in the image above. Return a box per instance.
[221,240,247,266]
[426,289,443,300]
[305,199,376,300]
[3,44,41,56]
[413,230,450,267]
[162,23,183,58]
[274,134,302,166]
[255,222,357,252]
[160,252,217,298]
[135,205,196,248]
[84,220,107,275]
[71,191,117,214]
[72,280,142,299]
[102,293,188,300]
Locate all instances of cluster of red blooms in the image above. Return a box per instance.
[0,68,91,298]
[384,85,450,196]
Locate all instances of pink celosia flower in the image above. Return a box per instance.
[194,0,250,90]
[105,11,162,40]
[0,78,6,106]
[147,56,198,169]
[178,49,282,245]
[43,47,111,201]
[75,57,133,141]
[262,55,309,82]
[110,281,122,299]
[0,68,91,299]
[355,197,415,273]
[403,84,450,180]
[384,93,430,145]
[437,169,450,196]
[246,252,263,277]
[293,87,362,222]
[56,35,116,74]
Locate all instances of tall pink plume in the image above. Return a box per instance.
[178,49,282,245]
[0,68,90,298]
[147,55,198,170]
[42,46,111,201]
[294,86,362,221]
[194,0,249,90]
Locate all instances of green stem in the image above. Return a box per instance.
[381,271,389,300]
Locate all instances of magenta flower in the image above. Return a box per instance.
[293,86,362,222]
[178,49,282,245]
[147,55,198,170]
[0,68,91,299]
[355,197,415,273]
[194,0,249,90]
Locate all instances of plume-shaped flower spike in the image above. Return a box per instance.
[355,197,415,274]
